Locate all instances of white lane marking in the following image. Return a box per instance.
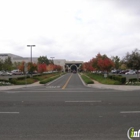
[65,100,101,103]
[5,91,118,93]
[120,111,140,114]
[0,112,19,114]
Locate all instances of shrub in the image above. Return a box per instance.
[129,78,137,83]
[108,75,126,84]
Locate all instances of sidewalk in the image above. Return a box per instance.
[0,81,43,91]
[87,83,140,91]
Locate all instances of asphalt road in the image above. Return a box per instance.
[0,73,140,140]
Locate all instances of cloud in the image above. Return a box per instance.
[0,0,140,61]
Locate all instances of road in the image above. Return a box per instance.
[0,73,140,140]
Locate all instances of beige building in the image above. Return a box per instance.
[0,53,83,72]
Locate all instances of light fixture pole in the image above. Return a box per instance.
[27,45,36,63]
[50,57,55,64]
[50,57,55,73]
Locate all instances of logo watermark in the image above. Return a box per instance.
[127,127,140,140]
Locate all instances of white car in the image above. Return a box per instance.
[125,70,136,75]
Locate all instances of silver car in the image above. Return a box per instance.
[1,72,12,76]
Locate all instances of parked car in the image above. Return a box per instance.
[0,71,3,75]
[125,70,136,75]
[119,70,129,74]
[1,71,12,76]
[135,70,140,74]
[11,70,23,75]
[111,70,120,74]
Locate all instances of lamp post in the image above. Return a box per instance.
[50,57,55,64]
[27,45,36,63]
[50,57,55,73]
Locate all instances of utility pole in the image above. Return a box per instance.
[50,57,55,64]
[50,57,55,73]
[27,45,36,63]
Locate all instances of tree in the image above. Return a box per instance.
[0,59,4,71]
[38,63,47,73]
[111,56,120,69]
[28,62,37,73]
[53,65,62,72]
[92,53,114,72]
[12,62,21,69]
[46,64,54,71]
[82,61,95,72]
[18,61,25,72]
[123,49,140,70]
[120,63,127,70]
[38,56,49,65]
[3,57,12,71]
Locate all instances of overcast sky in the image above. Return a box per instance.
[0,0,140,61]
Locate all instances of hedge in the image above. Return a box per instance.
[108,75,126,84]
[128,78,138,83]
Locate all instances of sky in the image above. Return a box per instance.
[0,0,140,62]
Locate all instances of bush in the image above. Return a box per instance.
[9,78,17,84]
[108,75,126,84]
[0,79,9,82]
[85,73,124,85]
[129,78,137,83]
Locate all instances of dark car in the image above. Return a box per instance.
[73,70,77,73]
[119,70,129,74]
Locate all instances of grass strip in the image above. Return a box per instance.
[81,74,94,84]
[85,73,121,85]
[39,75,61,84]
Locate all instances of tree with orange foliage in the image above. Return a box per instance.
[92,53,114,72]
[82,61,95,72]
[38,63,47,73]
[28,62,37,73]
[18,61,25,72]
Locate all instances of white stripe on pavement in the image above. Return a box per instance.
[0,112,19,114]
[120,111,140,114]
[65,101,102,103]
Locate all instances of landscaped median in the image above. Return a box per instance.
[0,72,64,86]
[82,72,126,85]
[80,73,94,84]
[39,74,61,84]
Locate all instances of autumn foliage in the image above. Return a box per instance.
[83,53,114,72]
[38,63,47,73]
[46,64,62,72]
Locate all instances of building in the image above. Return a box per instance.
[0,53,83,72]
[0,53,38,63]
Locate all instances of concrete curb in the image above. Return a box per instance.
[78,73,88,87]
[87,84,140,91]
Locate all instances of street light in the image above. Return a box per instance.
[50,57,55,73]
[27,45,36,63]
[50,57,55,64]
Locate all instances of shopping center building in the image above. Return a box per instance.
[0,53,83,72]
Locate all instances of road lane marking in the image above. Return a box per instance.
[3,88,118,94]
[65,100,102,103]
[62,74,73,89]
[120,111,140,114]
[0,112,19,114]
